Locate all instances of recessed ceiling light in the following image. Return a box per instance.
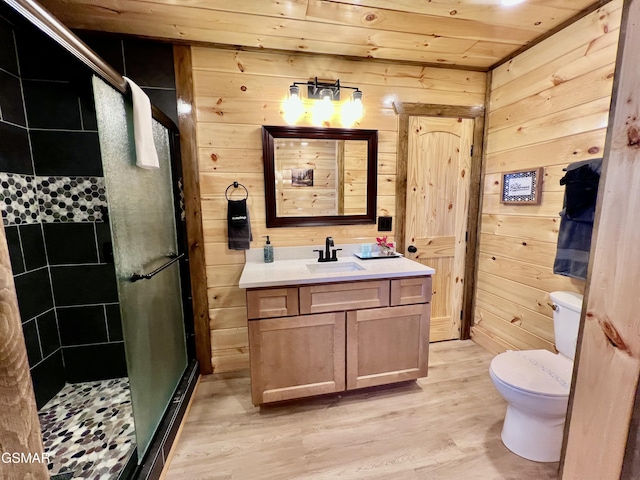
[501,0,525,5]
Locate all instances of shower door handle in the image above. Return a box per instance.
[130,253,185,282]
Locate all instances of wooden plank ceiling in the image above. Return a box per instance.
[39,0,599,69]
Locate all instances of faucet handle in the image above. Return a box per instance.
[313,249,324,261]
[331,248,342,260]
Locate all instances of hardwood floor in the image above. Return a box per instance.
[163,340,559,479]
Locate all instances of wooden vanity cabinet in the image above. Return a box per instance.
[247,276,432,405]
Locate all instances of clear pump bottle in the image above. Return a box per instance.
[263,235,274,263]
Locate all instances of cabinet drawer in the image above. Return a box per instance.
[390,276,432,306]
[246,287,299,319]
[299,280,390,314]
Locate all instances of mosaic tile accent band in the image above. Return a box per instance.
[37,176,107,223]
[39,378,136,480]
[0,173,40,225]
[0,173,107,226]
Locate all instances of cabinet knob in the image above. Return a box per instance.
[408,245,418,253]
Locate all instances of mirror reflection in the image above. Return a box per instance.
[262,126,378,228]
[274,138,368,217]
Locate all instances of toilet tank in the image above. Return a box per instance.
[550,291,584,360]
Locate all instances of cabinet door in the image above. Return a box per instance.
[346,304,430,390]
[249,312,345,405]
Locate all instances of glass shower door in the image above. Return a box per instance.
[92,76,187,458]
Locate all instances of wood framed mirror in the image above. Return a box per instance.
[262,126,378,228]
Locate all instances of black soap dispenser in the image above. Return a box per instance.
[263,235,274,263]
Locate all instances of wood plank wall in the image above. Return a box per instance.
[471,1,622,355]
[189,48,486,372]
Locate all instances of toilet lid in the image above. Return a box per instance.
[490,350,573,396]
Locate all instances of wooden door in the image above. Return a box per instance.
[405,116,474,342]
[248,312,345,405]
[346,304,430,390]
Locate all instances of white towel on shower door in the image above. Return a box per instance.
[124,76,160,169]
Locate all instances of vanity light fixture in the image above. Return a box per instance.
[283,77,364,127]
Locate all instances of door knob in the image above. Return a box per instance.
[408,245,417,253]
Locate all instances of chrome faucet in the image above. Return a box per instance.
[314,236,341,262]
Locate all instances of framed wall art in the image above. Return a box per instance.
[291,168,314,187]
[500,168,543,204]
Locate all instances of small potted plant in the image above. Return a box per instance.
[376,236,395,255]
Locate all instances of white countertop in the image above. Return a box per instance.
[239,244,435,289]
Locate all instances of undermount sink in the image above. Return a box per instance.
[306,262,366,273]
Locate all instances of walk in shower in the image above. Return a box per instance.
[0,2,196,478]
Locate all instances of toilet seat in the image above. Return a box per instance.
[490,350,572,397]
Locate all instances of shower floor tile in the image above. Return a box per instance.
[39,378,136,479]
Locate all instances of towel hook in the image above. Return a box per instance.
[225,182,249,201]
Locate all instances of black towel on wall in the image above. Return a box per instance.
[560,162,601,219]
[553,158,602,280]
[227,199,253,250]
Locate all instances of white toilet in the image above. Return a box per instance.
[489,291,583,462]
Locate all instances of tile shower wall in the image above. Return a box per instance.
[0,12,125,408]
[0,14,63,408]
[81,33,179,126]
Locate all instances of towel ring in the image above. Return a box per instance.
[225,182,249,201]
